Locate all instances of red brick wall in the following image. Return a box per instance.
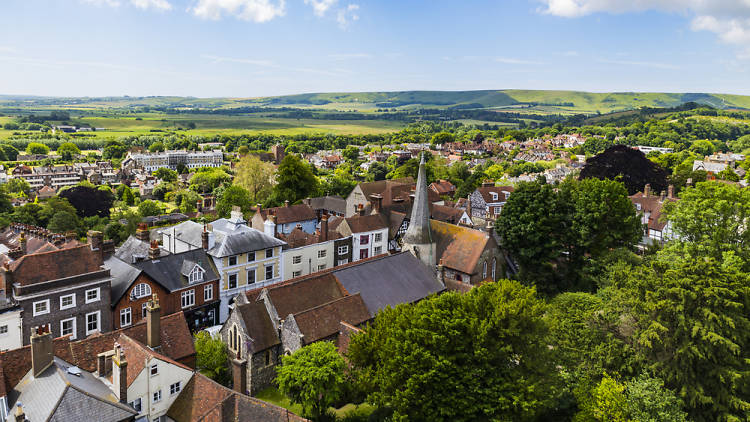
[112,275,220,330]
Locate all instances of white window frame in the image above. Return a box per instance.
[33,299,50,316]
[374,232,382,242]
[181,289,195,309]
[228,272,238,289]
[292,270,302,278]
[228,255,237,266]
[318,264,326,271]
[132,283,152,299]
[189,265,204,284]
[60,317,76,340]
[142,302,148,318]
[85,288,100,304]
[60,294,76,310]
[85,311,100,335]
[247,268,256,285]
[150,363,158,376]
[0,325,7,335]
[266,248,274,258]
[152,389,162,404]
[317,250,326,258]
[129,397,142,413]
[120,307,132,327]
[265,264,274,280]
[247,251,255,262]
[337,245,349,255]
[204,284,213,301]
[170,381,182,396]
[374,246,382,255]
[338,259,349,266]
[292,255,302,264]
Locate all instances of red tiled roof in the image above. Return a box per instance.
[629,192,677,231]
[117,334,193,387]
[277,226,341,249]
[10,244,103,285]
[167,372,308,422]
[0,312,195,396]
[475,186,514,204]
[254,273,349,319]
[292,294,371,344]
[431,219,491,275]
[339,214,388,234]
[258,204,317,225]
[429,180,455,195]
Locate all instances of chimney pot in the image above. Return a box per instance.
[148,240,160,259]
[284,200,290,208]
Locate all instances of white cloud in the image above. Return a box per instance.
[191,0,286,22]
[336,4,359,28]
[539,0,750,59]
[131,0,172,10]
[598,58,680,70]
[305,0,337,16]
[495,57,545,65]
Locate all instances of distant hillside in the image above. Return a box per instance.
[249,90,750,113]
[2,90,750,115]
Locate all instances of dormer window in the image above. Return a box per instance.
[189,265,205,284]
[490,192,498,201]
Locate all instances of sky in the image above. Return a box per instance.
[0,0,749,97]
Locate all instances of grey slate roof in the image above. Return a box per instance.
[162,219,286,258]
[308,196,347,215]
[105,256,143,305]
[114,235,170,264]
[6,357,137,422]
[132,249,219,293]
[402,152,432,245]
[333,252,444,317]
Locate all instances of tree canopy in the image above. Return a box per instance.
[270,154,318,205]
[580,145,669,195]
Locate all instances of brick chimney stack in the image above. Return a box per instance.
[19,232,26,256]
[644,183,651,197]
[146,294,161,349]
[320,214,329,242]
[148,240,160,260]
[370,194,383,214]
[284,200,290,208]
[88,230,104,263]
[202,225,209,250]
[135,223,150,242]
[112,344,128,403]
[31,326,54,377]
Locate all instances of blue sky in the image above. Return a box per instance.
[1,0,749,97]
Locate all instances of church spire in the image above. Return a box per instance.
[402,151,436,270]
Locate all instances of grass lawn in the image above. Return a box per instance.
[255,387,376,419]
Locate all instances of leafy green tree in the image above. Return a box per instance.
[431,131,455,145]
[138,200,162,217]
[349,281,556,421]
[716,166,740,181]
[3,178,30,195]
[320,166,357,198]
[47,211,79,233]
[102,140,128,159]
[342,146,359,162]
[59,185,115,217]
[607,247,750,421]
[153,167,177,183]
[271,154,318,205]
[574,373,628,422]
[366,161,388,182]
[189,168,231,194]
[727,134,750,153]
[234,155,275,204]
[25,142,50,155]
[625,373,687,422]
[0,144,19,161]
[215,185,252,218]
[148,141,165,152]
[662,181,750,264]
[237,145,249,155]
[688,139,715,156]
[38,197,79,228]
[122,187,135,206]
[56,142,81,160]
[11,203,44,225]
[277,341,346,420]
[194,331,230,387]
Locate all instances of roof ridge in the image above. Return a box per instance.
[291,293,365,317]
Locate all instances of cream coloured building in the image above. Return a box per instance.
[281,239,336,280]
[160,209,286,322]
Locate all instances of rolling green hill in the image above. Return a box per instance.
[2,90,750,115]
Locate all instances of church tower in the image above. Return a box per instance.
[402,152,437,271]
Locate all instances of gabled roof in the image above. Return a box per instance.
[334,252,444,317]
[307,196,346,215]
[236,302,280,353]
[6,357,137,422]
[292,294,371,343]
[105,256,144,305]
[431,220,492,275]
[10,244,104,286]
[356,177,414,199]
[133,249,219,293]
[277,226,342,249]
[163,220,285,258]
[474,186,515,204]
[629,192,677,231]
[430,204,466,225]
[257,204,317,225]
[257,273,348,319]
[0,312,195,397]
[167,372,308,422]
[335,214,388,235]
[429,179,456,195]
[117,334,193,387]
